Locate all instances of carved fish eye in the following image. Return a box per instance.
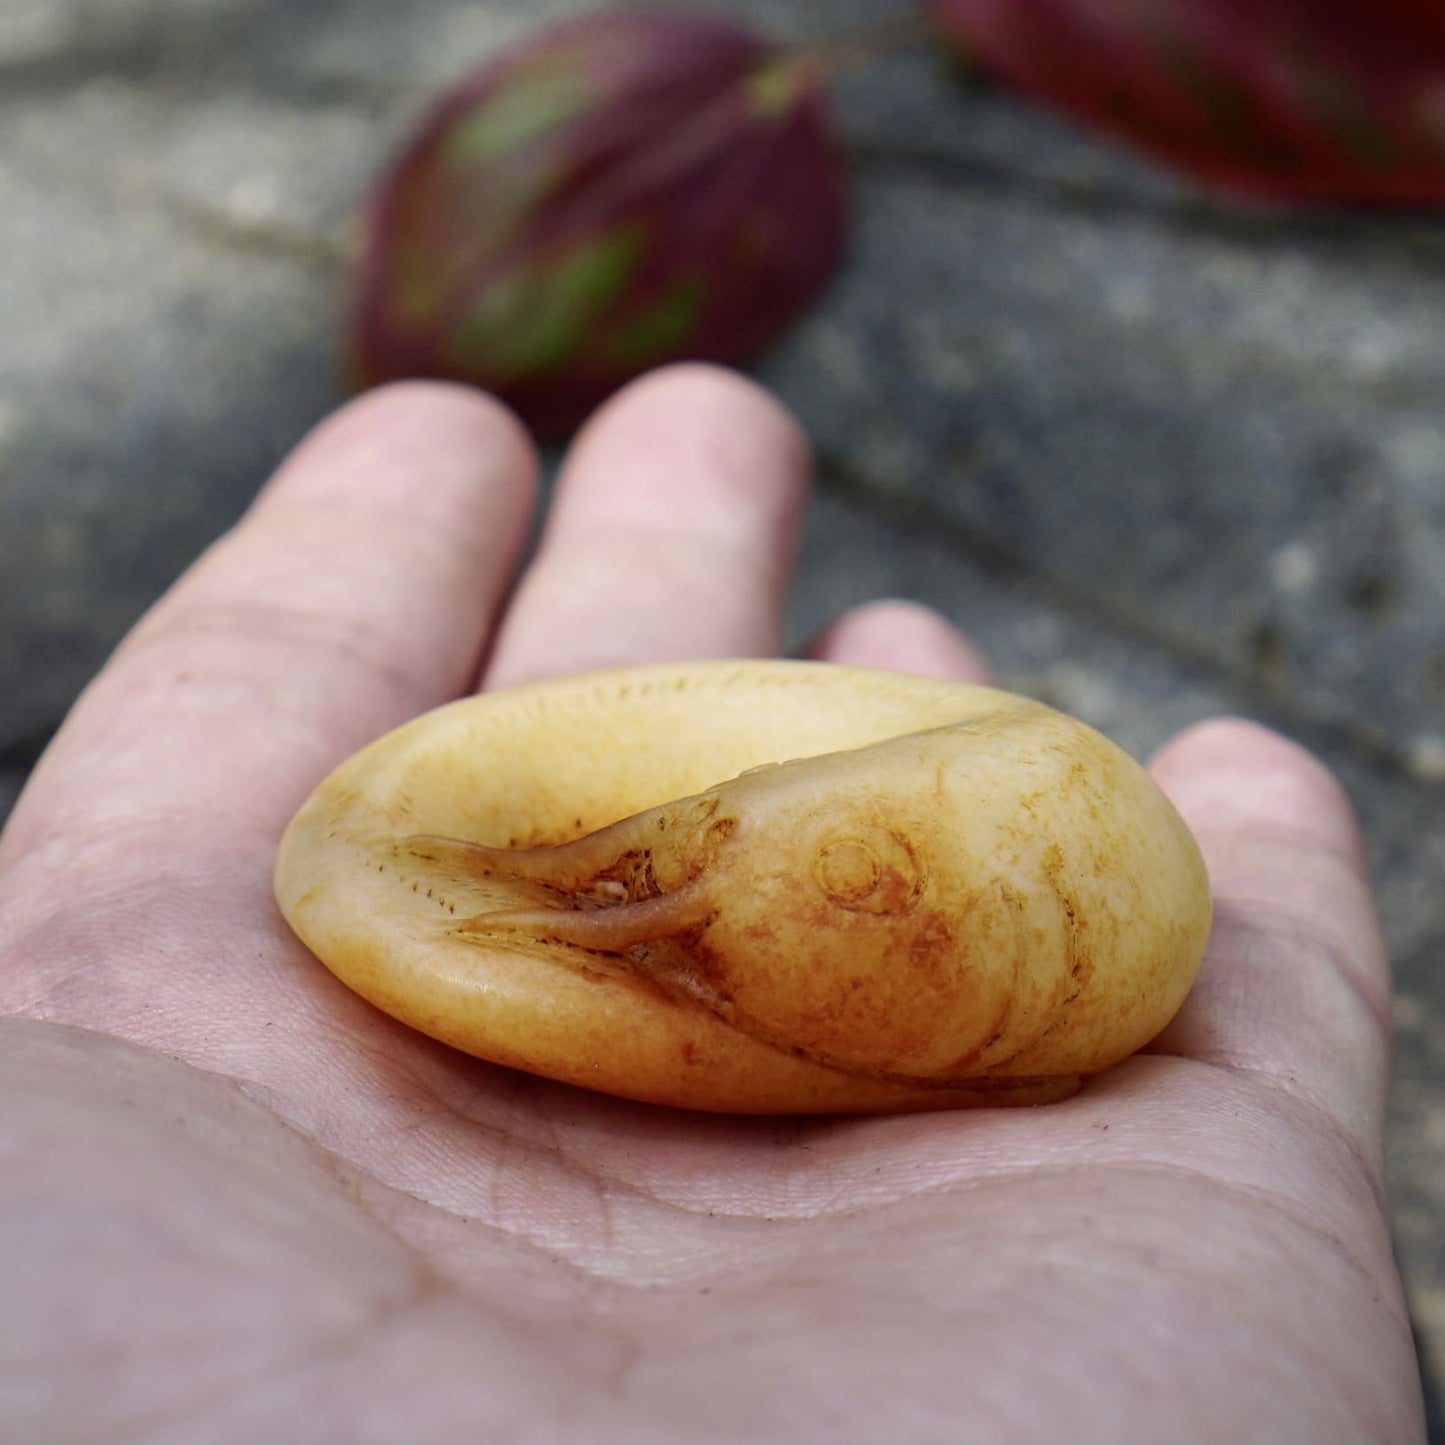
[812,829,923,914]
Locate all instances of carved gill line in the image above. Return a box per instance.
[623,941,1069,1094]
[979,880,1087,1072]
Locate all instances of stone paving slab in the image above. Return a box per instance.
[770,172,1445,765]
[0,147,338,745]
[1,0,1442,1429]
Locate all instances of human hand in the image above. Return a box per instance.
[0,367,1424,1443]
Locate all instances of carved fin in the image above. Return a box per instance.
[454,879,713,953]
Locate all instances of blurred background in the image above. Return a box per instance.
[1,0,1442,1428]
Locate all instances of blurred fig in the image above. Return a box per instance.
[928,0,1445,206]
[347,8,846,436]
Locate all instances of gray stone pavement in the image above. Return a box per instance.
[2,0,1443,1427]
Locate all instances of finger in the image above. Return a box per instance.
[1145,718,1390,1158]
[483,364,809,689]
[1,384,538,866]
[806,599,993,683]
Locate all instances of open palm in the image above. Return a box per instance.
[0,368,1423,1443]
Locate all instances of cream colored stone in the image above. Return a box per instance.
[275,661,1211,1113]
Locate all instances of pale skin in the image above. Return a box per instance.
[0,365,1424,1442]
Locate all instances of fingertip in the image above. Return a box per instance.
[259,380,539,519]
[566,363,812,518]
[1150,717,1368,878]
[591,361,809,443]
[807,600,993,684]
[344,378,536,450]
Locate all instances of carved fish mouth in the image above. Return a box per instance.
[395,827,722,955]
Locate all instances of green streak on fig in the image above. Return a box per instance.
[449,228,646,381]
[603,276,707,368]
[442,61,593,165]
[748,56,811,119]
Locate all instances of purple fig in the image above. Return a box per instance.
[346,8,847,437]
